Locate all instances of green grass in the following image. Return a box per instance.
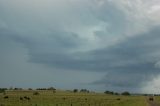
[0,90,148,106]
[154,96,160,105]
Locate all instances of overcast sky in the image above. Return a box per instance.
[1,0,160,93]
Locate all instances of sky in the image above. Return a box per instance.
[1,0,160,93]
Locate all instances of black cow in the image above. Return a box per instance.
[149,97,154,101]
[117,98,121,100]
[27,97,30,100]
[20,97,23,100]
[23,96,31,100]
[4,96,8,99]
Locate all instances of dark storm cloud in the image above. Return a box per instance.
[12,30,80,49]
[91,26,160,89]
[9,26,160,90]
[1,0,160,92]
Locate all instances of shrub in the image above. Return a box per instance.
[33,92,40,95]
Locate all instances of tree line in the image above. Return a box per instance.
[104,90,130,96]
[0,87,130,95]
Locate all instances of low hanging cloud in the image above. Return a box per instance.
[1,0,160,92]
[92,26,160,91]
[8,25,160,92]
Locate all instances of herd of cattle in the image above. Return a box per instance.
[3,95,31,101]
[2,95,155,102]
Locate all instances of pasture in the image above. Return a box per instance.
[0,90,149,106]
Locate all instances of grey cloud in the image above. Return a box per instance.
[9,26,160,91]
[1,0,160,92]
[91,26,160,90]
[91,1,127,34]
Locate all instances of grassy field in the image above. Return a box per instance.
[0,90,149,106]
[154,96,160,105]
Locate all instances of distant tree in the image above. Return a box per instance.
[80,89,89,93]
[143,94,148,96]
[73,89,78,93]
[104,90,114,95]
[14,88,18,90]
[47,87,56,93]
[36,88,47,90]
[114,92,119,95]
[14,88,23,90]
[28,88,33,90]
[121,91,130,96]
[48,87,56,90]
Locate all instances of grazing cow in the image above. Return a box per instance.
[117,98,121,100]
[4,96,8,99]
[149,97,154,101]
[62,97,66,101]
[27,97,30,100]
[20,97,23,100]
[24,96,27,99]
[23,96,31,100]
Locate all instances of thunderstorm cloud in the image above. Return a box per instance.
[1,0,160,93]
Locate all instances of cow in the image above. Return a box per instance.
[117,98,121,100]
[24,96,31,100]
[4,96,9,99]
[149,97,154,101]
[20,97,23,100]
